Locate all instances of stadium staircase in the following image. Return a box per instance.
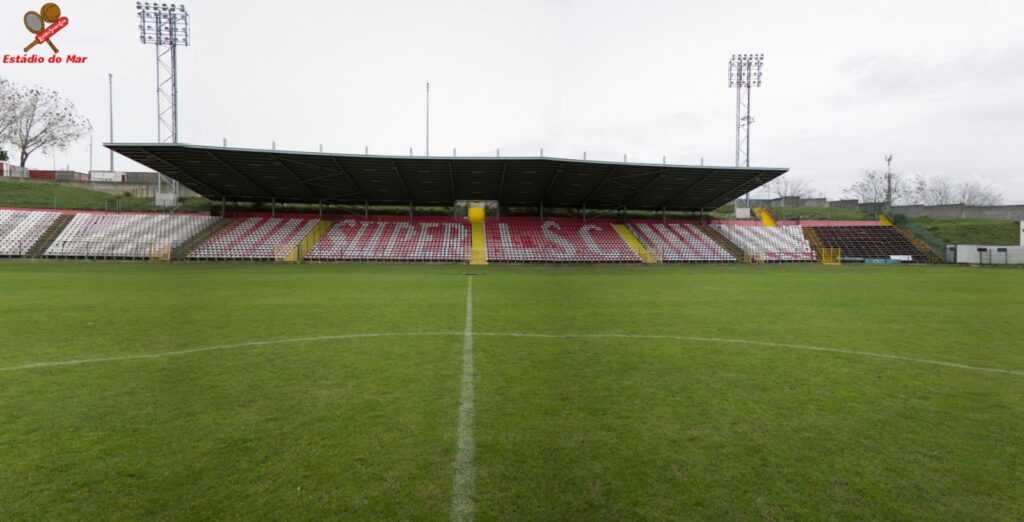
[802,227,841,265]
[26,214,73,258]
[893,226,944,263]
[614,224,658,264]
[172,217,233,260]
[802,227,823,257]
[699,225,747,262]
[468,208,487,265]
[754,207,778,227]
[470,221,487,265]
[291,220,331,262]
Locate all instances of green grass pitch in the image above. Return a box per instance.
[1,261,1022,520]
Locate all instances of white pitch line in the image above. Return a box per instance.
[1,330,1021,379]
[0,332,461,373]
[473,332,1024,377]
[451,277,476,521]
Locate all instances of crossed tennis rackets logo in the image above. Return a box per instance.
[23,3,68,54]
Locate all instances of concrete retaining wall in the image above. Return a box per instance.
[63,181,201,198]
[750,194,1023,220]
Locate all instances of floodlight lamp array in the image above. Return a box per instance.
[728,53,764,88]
[137,2,190,46]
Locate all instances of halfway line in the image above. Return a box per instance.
[451,277,476,521]
[0,332,461,373]
[473,332,1024,377]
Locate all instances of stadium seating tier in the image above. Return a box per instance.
[46,213,218,259]
[712,224,816,262]
[485,219,639,263]
[305,218,470,262]
[627,222,735,263]
[188,216,317,260]
[811,226,931,262]
[0,209,60,256]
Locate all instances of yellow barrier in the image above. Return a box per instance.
[286,220,331,262]
[878,213,893,226]
[820,247,842,265]
[753,208,777,227]
[470,221,488,265]
[468,207,485,224]
[613,224,659,264]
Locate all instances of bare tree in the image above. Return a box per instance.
[0,78,19,148]
[5,83,91,167]
[955,179,1002,206]
[842,169,913,205]
[764,175,817,201]
[913,176,956,205]
[912,175,1001,206]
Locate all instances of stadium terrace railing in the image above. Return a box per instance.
[893,216,946,258]
[291,220,332,262]
[44,240,182,260]
[820,247,842,265]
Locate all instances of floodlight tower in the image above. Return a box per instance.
[728,53,764,208]
[137,2,190,143]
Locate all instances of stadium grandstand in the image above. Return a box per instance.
[0,144,942,265]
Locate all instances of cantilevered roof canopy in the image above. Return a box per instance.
[106,143,787,211]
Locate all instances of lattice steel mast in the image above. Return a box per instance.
[728,53,763,208]
[137,2,189,143]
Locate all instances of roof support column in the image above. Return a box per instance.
[540,202,544,220]
[409,201,414,220]
[364,200,368,219]
[271,198,276,218]
[318,199,323,219]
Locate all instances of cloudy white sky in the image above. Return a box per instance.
[2,0,1023,202]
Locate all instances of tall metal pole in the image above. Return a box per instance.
[426,82,430,157]
[171,45,178,142]
[745,69,751,167]
[734,77,741,167]
[155,44,160,140]
[108,73,113,170]
[744,68,752,209]
[885,154,893,210]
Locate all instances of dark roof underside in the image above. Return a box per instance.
[106,143,787,211]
